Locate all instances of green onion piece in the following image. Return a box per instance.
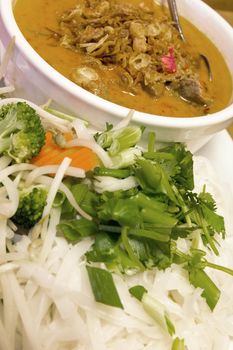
[53,190,66,208]
[108,126,142,156]
[111,148,142,168]
[129,285,147,301]
[86,266,124,309]
[171,337,185,350]
[165,313,176,336]
[130,286,176,336]
[142,293,176,336]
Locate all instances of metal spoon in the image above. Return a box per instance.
[167,0,212,81]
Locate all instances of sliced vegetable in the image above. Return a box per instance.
[32,132,98,170]
[129,285,175,336]
[86,266,124,309]
[171,337,185,350]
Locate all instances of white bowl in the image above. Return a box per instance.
[0,0,233,147]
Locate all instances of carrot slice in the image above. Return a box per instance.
[32,132,98,171]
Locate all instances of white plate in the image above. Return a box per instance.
[197,130,233,197]
[1,34,233,344]
[197,131,233,350]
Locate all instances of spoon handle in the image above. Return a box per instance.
[167,0,185,41]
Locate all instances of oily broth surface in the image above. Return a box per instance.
[14,0,232,117]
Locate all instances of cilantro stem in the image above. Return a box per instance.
[172,185,192,227]
[93,167,132,178]
[98,224,121,233]
[206,262,233,276]
[196,209,219,256]
[132,228,170,242]
[143,152,175,161]
[121,227,145,271]
[148,131,156,152]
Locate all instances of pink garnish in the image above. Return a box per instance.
[161,47,177,73]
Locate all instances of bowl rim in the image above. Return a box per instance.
[1,0,233,129]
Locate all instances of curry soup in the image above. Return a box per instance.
[14,0,232,117]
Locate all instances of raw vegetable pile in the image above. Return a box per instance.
[0,97,233,350]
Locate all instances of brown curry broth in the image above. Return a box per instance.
[14,0,232,117]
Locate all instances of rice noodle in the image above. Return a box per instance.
[0,253,28,265]
[40,158,71,241]
[72,118,93,140]
[24,164,85,187]
[0,177,19,218]
[8,272,42,350]
[0,272,18,350]
[35,175,92,220]
[0,85,15,95]
[112,110,135,131]
[0,163,35,183]
[0,37,15,80]
[39,207,61,263]
[0,219,7,255]
[0,316,11,350]
[66,138,113,167]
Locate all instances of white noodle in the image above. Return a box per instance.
[72,118,93,140]
[0,177,19,218]
[39,207,61,263]
[0,273,18,350]
[0,163,35,183]
[40,158,71,241]
[86,311,107,350]
[0,316,11,350]
[0,253,28,265]
[112,109,135,131]
[0,37,15,80]
[37,175,92,220]
[41,158,71,221]
[8,272,42,350]
[0,85,15,95]
[24,164,85,187]
[0,219,7,255]
[66,138,113,167]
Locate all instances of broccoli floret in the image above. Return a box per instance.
[12,186,48,229]
[0,102,45,163]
